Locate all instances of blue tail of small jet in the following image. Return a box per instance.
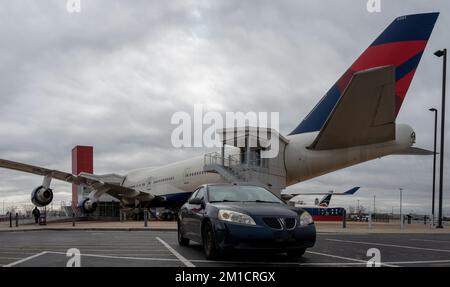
[343,187,360,195]
[318,187,360,207]
[318,194,332,207]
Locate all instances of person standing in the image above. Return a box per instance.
[32,206,40,224]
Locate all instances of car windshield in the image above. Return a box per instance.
[208,185,283,204]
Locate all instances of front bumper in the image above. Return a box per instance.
[213,220,316,251]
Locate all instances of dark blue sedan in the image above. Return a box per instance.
[177,184,316,260]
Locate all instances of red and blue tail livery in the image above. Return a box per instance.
[290,12,439,135]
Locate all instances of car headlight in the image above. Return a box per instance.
[218,210,256,225]
[299,211,314,226]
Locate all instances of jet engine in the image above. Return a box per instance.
[31,186,53,207]
[79,198,98,214]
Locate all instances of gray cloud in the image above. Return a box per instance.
[0,0,449,215]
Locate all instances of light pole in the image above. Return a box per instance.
[357,200,360,214]
[373,195,376,214]
[434,48,447,229]
[429,108,438,225]
[399,188,403,230]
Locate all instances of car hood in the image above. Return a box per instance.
[211,202,301,217]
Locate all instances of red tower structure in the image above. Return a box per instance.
[71,146,93,210]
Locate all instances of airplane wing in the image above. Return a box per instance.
[309,66,396,150]
[0,158,150,201]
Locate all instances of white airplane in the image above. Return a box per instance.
[285,187,360,208]
[0,13,439,214]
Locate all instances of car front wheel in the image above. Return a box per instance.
[202,221,220,260]
[177,221,189,246]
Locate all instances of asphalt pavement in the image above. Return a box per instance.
[1,230,450,267]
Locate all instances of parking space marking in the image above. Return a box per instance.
[3,251,48,267]
[327,238,450,253]
[46,251,181,263]
[190,259,368,266]
[410,239,450,244]
[0,257,23,260]
[156,237,195,267]
[306,250,398,267]
[387,259,450,265]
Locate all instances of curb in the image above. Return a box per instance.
[0,227,177,232]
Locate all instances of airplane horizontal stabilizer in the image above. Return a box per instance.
[309,66,396,150]
[339,186,360,195]
[392,147,434,155]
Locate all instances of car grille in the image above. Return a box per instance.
[263,217,282,230]
[262,217,297,230]
[284,218,297,230]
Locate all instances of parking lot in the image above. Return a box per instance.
[1,230,450,267]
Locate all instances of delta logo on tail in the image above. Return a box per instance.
[290,12,439,135]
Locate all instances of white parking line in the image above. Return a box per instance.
[306,250,398,267]
[388,259,450,265]
[327,238,450,253]
[3,251,48,267]
[156,237,195,267]
[8,250,447,266]
[410,239,450,244]
[190,259,370,266]
[46,251,180,262]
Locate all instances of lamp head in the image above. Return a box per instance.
[434,49,446,57]
[429,108,437,112]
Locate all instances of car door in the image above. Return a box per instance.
[189,187,206,242]
[180,188,198,239]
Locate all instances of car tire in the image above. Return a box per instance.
[177,221,189,246]
[202,221,220,260]
[287,248,306,259]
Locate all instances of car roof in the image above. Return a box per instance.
[202,183,264,188]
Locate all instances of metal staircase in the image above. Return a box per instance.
[203,151,267,184]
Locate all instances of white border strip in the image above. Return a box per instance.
[4,251,48,267]
[156,237,195,267]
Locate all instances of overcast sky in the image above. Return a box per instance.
[0,0,449,215]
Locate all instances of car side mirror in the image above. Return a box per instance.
[189,198,203,205]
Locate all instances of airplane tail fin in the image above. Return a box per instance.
[290,13,439,135]
[341,187,360,195]
[318,194,332,207]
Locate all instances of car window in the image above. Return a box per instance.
[195,187,205,200]
[208,185,283,203]
[188,189,199,201]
